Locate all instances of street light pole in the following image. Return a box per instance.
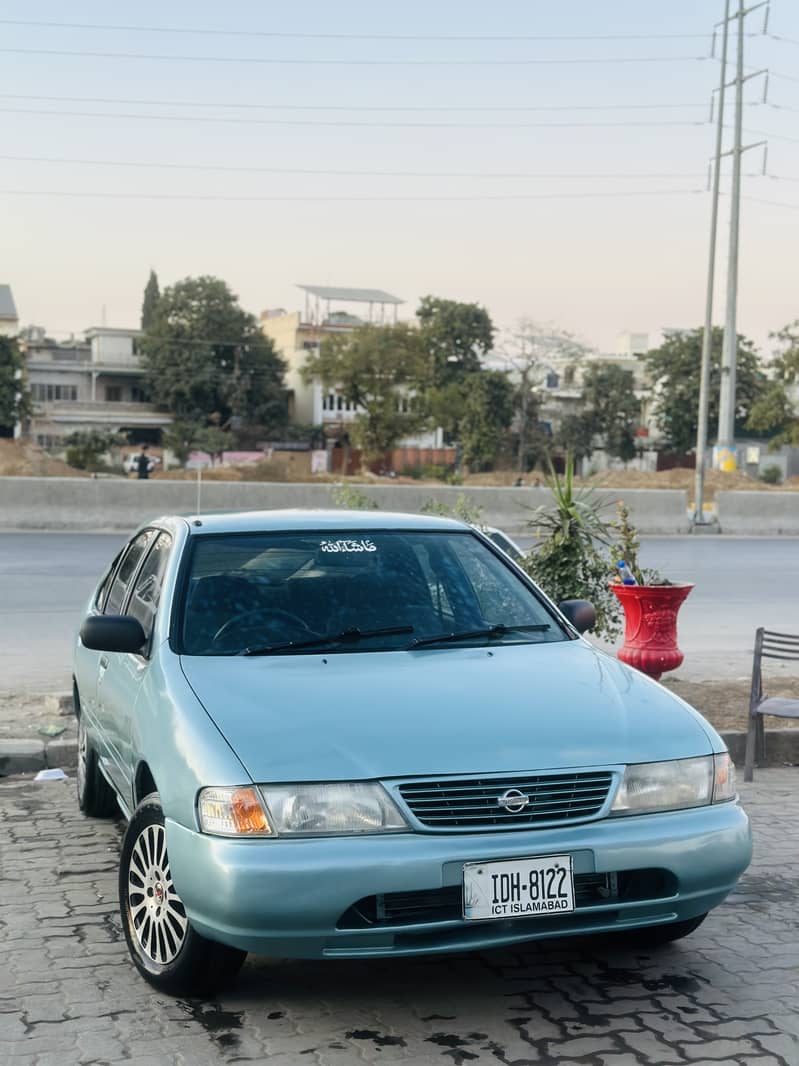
[694,0,731,524]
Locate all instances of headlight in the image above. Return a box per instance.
[197,786,273,837]
[612,756,717,815]
[260,782,408,836]
[712,752,737,803]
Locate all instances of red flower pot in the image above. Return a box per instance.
[609,583,694,681]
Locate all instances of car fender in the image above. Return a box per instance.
[129,645,252,830]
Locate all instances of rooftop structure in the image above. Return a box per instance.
[297,284,404,326]
[261,284,439,456]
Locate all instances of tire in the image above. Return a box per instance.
[119,793,247,996]
[619,913,708,948]
[76,705,118,818]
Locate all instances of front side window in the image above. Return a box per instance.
[126,533,173,646]
[105,530,154,615]
[180,530,565,656]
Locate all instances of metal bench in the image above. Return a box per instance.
[743,628,799,781]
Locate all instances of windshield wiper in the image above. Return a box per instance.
[407,623,551,650]
[242,625,414,657]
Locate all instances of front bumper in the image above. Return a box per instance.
[166,801,751,958]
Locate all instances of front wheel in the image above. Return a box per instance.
[118,793,247,996]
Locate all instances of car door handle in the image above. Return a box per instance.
[99,656,109,674]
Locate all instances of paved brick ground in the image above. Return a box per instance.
[1,770,798,1066]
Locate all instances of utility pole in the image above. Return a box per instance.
[694,0,731,524]
[716,0,746,471]
[714,0,769,471]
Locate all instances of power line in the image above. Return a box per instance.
[0,92,704,114]
[0,46,711,66]
[768,69,799,85]
[0,106,708,130]
[0,17,717,42]
[0,187,705,203]
[744,126,799,145]
[0,153,706,180]
[742,194,799,210]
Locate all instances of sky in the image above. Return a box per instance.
[1,0,798,355]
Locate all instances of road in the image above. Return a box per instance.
[2,768,798,1064]
[2,533,799,693]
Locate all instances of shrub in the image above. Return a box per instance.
[331,484,379,510]
[760,464,782,485]
[420,493,485,528]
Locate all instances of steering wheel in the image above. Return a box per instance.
[212,608,313,647]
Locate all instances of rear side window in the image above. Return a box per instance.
[105,531,154,615]
[126,533,173,646]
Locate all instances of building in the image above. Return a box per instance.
[21,326,171,452]
[0,284,19,336]
[489,328,660,470]
[261,285,442,453]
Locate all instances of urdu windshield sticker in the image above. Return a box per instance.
[319,538,378,554]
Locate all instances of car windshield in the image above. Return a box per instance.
[179,529,566,656]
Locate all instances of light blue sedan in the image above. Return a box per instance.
[74,510,751,995]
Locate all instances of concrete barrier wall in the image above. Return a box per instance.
[717,491,799,535]
[0,476,690,535]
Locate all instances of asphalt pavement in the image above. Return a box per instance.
[2,533,799,694]
[2,767,797,1065]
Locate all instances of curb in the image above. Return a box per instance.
[0,737,78,777]
[1,731,797,780]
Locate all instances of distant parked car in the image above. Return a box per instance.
[484,526,525,563]
[74,510,750,996]
[123,453,160,476]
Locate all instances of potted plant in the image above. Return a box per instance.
[523,458,622,642]
[609,502,693,681]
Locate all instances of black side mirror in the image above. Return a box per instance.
[80,615,146,654]
[558,599,596,634]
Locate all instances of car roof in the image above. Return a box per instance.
[144,509,470,537]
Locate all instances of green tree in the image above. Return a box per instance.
[64,429,123,471]
[194,425,230,465]
[303,323,429,460]
[417,295,495,388]
[555,413,594,460]
[581,363,640,462]
[458,370,515,471]
[771,319,799,383]
[644,327,765,454]
[0,335,31,435]
[140,270,161,332]
[140,276,287,436]
[162,419,200,466]
[744,320,799,447]
[497,321,589,471]
[746,382,799,446]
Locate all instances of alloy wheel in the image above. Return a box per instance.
[126,824,188,965]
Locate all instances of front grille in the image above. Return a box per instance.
[398,771,614,829]
[337,869,673,931]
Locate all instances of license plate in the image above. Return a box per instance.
[463,854,575,921]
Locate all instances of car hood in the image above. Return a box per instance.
[180,640,717,783]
